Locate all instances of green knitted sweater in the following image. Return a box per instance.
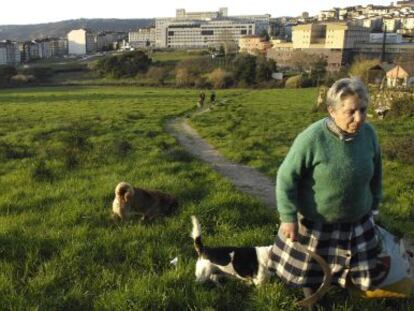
[276,118,383,223]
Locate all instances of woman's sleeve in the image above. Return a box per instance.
[370,132,383,214]
[276,134,309,223]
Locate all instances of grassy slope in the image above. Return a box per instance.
[0,87,412,310]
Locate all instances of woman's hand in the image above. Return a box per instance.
[281,222,298,241]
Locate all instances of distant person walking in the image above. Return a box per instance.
[197,91,206,109]
[210,91,216,105]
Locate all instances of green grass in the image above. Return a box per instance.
[0,86,412,310]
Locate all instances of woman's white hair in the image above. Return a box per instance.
[326,78,369,110]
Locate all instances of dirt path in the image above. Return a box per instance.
[166,115,276,208]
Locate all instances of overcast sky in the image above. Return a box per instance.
[2,0,393,25]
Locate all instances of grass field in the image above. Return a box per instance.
[0,86,412,310]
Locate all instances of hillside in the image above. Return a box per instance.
[0,18,154,41]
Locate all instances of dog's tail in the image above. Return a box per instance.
[191,216,204,256]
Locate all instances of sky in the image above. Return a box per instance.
[1,0,394,25]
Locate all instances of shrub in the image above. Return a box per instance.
[388,97,414,117]
[22,67,53,82]
[284,75,302,88]
[175,57,214,76]
[349,57,379,84]
[207,68,234,89]
[300,76,314,88]
[146,66,169,85]
[175,68,193,87]
[11,74,36,85]
[0,65,17,86]
[94,51,151,78]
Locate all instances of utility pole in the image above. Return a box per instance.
[381,24,387,62]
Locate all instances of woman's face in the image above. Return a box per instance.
[328,94,367,134]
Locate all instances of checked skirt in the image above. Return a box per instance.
[268,214,388,290]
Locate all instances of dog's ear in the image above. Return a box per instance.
[124,191,133,202]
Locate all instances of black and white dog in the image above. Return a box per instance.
[191,215,333,308]
[191,215,272,286]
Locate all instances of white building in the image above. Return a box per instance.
[154,7,269,49]
[67,29,96,55]
[0,41,21,65]
[165,20,255,49]
[129,28,156,48]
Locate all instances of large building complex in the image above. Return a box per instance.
[132,8,271,49]
[163,20,256,49]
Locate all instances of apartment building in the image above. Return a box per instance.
[0,41,21,66]
[325,23,370,49]
[268,22,369,71]
[154,8,269,49]
[129,28,156,48]
[292,24,326,48]
[239,35,272,55]
[288,22,369,49]
[67,29,96,55]
[164,20,255,49]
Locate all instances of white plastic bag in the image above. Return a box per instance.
[375,226,412,287]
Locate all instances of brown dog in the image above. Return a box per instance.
[112,181,178,221]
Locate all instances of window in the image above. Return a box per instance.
[201,30,214,35]
[241,30,247,35]
[168,31,174,36]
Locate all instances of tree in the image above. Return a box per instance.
[256,56,277,83]
[94,51,151,78]
[232,54,257,85]
[349,56,380,84]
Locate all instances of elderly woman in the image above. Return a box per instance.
[270,78,387,308]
